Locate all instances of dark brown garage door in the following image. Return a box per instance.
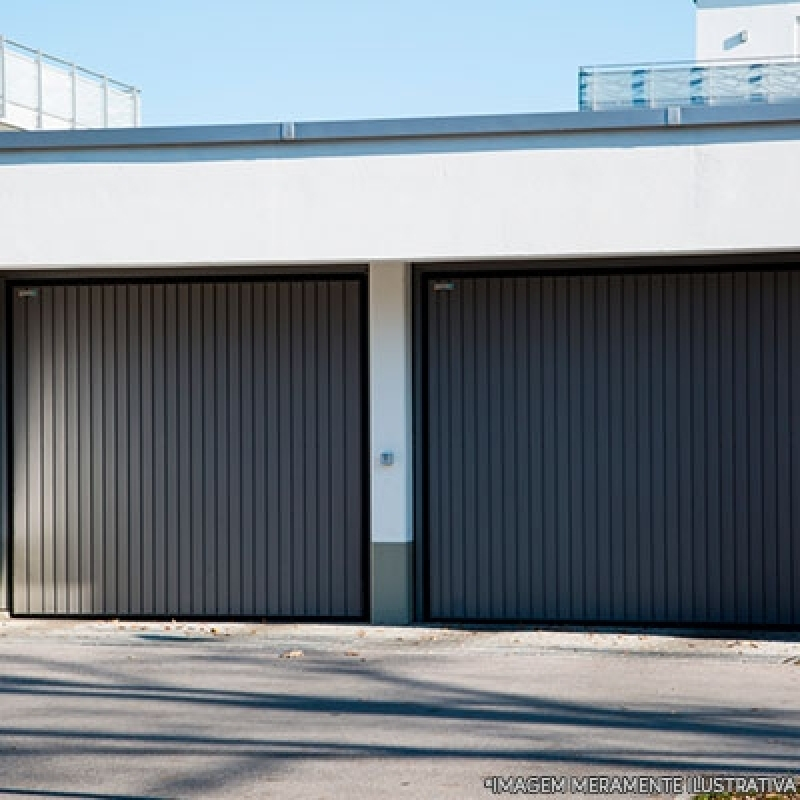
[424,269,800,625]
[12,277,366,618]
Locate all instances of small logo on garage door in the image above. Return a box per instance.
[16,288,39,299]
[432,281,455,291]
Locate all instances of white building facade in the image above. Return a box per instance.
[0,2,798,627]
[0,104,799,626]
[696,0,800,60]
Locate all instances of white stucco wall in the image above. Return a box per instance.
[696,0,800,60]
[369,261,412,544]
[1,127,800,267]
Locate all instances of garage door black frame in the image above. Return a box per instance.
[413,254,800,629]
[4,267,371,621]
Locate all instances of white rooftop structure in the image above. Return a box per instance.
[580,0,800,111]
[0,35,140,130]
[695,0,800,61]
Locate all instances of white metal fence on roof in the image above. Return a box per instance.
[579,57,800,111]
[0,35,140,130]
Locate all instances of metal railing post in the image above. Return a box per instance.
[708,64,715,105]
[766,61,773,103]
[36,49,44,128]
[579,68,598,111]
[103,75,108,127]
[133,88,140,126]
[70,64,77,128]
[0,36,5,120]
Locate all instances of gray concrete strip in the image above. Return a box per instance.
[0,622,797,799]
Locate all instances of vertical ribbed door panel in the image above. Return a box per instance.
[425,270,800,625]
[12,278,365,618]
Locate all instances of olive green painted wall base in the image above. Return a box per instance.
[371,542,413,625]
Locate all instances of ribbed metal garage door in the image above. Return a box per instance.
[424,270,800,625]
[12,277,365,618]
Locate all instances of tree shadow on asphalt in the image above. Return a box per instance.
[0,657,797,765]
[0,650,798,797]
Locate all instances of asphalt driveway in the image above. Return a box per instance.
[0,621,798,799]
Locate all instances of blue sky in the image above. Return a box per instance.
[1,1,696,127]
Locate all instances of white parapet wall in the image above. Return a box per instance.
[696,0,800,61]
[1,112,800,266]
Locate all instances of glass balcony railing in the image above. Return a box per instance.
[579,58,800,111]
[0,35,140,130]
